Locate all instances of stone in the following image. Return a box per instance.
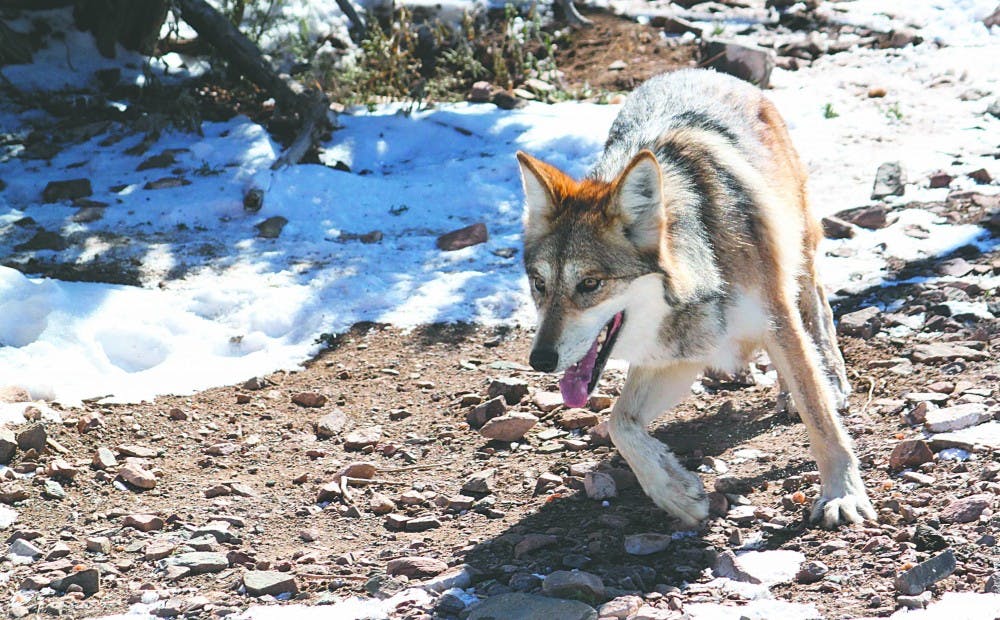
[700,38,775,88]
[89,447,115,471]
[43,480,65,500]
[894,549,955,595]
[117,444,157,458]
[386,556,448,578]
[46,542,70,560]
[624,533,672,556]
[369,493,395,515]
[9,537,44,559]
[292,392,327,408]
[838,306,882,338]
[913,524,948,552]
[897,591,933,609]
[0,482,29,504]
[889,439,934,471]
[405,516,442,532]
[166,552,229,575]
[469,81,494,103]
[532,391,563,412]
[557,408,601,430]
[715,549,804,584]
[0,429,16,464]
[968,168,992,184]
[15,229,67,251]
[344,426,381,450]
[85,536,111,553]
[796,560,829,584]
[583,471,617,500]
[467,396,506,428]
[119,462,157,489]
[939,494,991,524]
[514,533,558,558]
[487,377,529,405]
[836,204,890,229]
[243,570,298,596]
[871,162,905,199]
[42,179,92,203]
[911,343,987,363]
[51,568,100,596]
[436,223,488,251]
[542,570,605,602]
[928,171,953,188]
[492,90,527,110]
[925,404,988,432]
[46,459,78,479]
[192,521,233,543]
[598,595,643,619]
[15,424,46,452]
[821,215,856,239]
[144,177,191,190]
[589,420,612,446]
[315,410,347,437]
[255,216,287,239]
[0,386,31,403]
[76,412,103,432]
[462,468,495,495]
[145,541,175,561]
[467,592,597,620]
[930,422,1000,451]
[480,412,538,442]
[124,514,164,532]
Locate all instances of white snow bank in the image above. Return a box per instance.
[889,592,1000,619]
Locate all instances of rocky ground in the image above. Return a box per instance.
[0,190,997,619]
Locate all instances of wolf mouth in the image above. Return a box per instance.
[558,312,624,408]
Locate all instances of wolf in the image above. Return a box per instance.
[516,69,875,528]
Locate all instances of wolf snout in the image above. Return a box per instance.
[529,348,559,372]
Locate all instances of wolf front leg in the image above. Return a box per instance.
[608,363,707,528]
[764,296,876,528]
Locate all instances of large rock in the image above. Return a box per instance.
[889,439,934,471]
[929,422,1000,451]
[468,592,597,620]
[894,549,955,595]
[700,38,775,87]
[939,494,992,524]
[243,570,298,596]
[541,570,605,602]
[479,412,538,442]
[871,162,905,199]
[838,306,882,338]
[925,404,988,433]
[386,556,448,578]
[911,343,987,363]
[0,430,16,465]
[15,424,46,452]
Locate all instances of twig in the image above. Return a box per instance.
[858,375,876,417]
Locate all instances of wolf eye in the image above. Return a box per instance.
[577,278,602,293]
[532,276,546,294]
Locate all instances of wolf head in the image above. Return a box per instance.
[517,150,673,407]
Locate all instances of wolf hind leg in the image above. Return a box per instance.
[608,363,707,528]
[797,273,851,408]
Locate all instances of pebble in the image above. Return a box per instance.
[532,391,564,412]
[51,568,100,595]
[292,391,327,408]
[796,560,829,584]
[897,591,933,609]
[405,516,442,532]
[624,533,672,556]
[145,541,175,561]
[514,533,558,558]
[557,409,601,430]
[583,471,617,500]
[243,570,298,596]
[925,404,988,432]
[344,426,381,450]
[871,162,905,200]
[9,537,44,559]
[939,494,991,523]
[85,536,111,553]
[911,343,987,363]
[838,306,882,338]
[889,439,934,470]
[315,410,347,438]
[255,215,287,239]
[479,412,538,442]
[166,551,229,575]
[462,468,495,495]
[436,222,488,251]
[0,429,15,464]
[386,556,448,578]
[15,424,46,452]
[894,549,955,595]
[487,377,529,405]
[93,447,118,469]
[118,444,157,458]
[119,462,157,489]
[467,397,506,428]
[598,595,643,619]
[542,569,605,602]
[369,493,395,515]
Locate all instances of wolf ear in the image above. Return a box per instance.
[614,150,664,253]
[516,151,561,237]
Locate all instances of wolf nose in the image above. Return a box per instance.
[529,349,559,372]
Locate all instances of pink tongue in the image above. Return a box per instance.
[559,338,599,408]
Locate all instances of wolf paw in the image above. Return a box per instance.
[646,471,709,529]
[810,490,876,528]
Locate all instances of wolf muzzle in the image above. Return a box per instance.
[528,348,558,372]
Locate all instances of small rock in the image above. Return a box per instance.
[15,424,46,452]
[821,215,856,239]
[255,216,288,239]
[145,541,175,560]
[542,570,605,602]
[607,60,628,71]
[462,468,496,495]
[436,223,488,251]
[166,552,229,575]
[796,560,829,584]
[532,391,563,412]
[492,90,527,110]
[939,494,991,523]
[42,179,92,203]
[925,404,988,432]
[292,392,327,408]
[514,533,558,558]
[315,410,347,437]
[968,168,992,184]
[589,420,612,446]
[344,426,381,450]
[0,386,31,403]
[405,516,442,532]
[871,162,905,199]
[701,38,775,88]
[838,306,882,338]
[897,591,933,609]
[144,177,191,190]
[557,409,601,430]
[386,556,448,578]
[598,595,643,619]
[480,412,538,442]
[487,377,529,405]
[118,462,157,489]
[117,444,157,458]
[911,343,987,363]
[469,81,494,103]
[894,549,955,595]
[467,396,506,428]
[123,514,164,532]
[243,570,298,596]
[928,171,953,188]
[0,429,16,464]
[583,471,617,500]
[51,568,100,596]
[913,524,948,552]
[85,536,111,554]
[43,480,66,500]
[889,439,934,471]
[467,592,597,620]
[46,459,78,479]
[836,204,890,229]
[76,412,103,433]
[9,537,44,559]
[624,533,672,556]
